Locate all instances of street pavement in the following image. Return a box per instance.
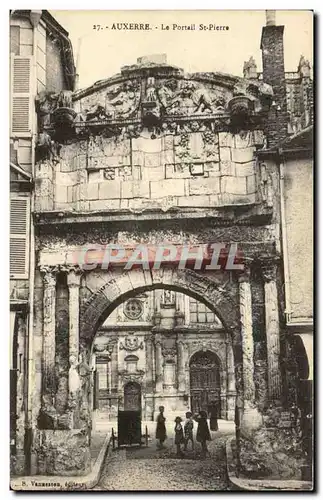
[94,420,235,491]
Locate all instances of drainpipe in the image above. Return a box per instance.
[74,37,82,91]
[26,9,42,474]
[279,156,292,323]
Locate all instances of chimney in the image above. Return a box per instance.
[266,10,276,26]
[137,54,167,65]
[260,10,288,146]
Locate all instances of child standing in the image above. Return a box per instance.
[184,411,194,451]
[174,416,184,457]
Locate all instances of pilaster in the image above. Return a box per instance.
[261,258,282,401]
[154,337,163,393]
[40,266,58,401]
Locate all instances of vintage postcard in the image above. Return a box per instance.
[10,9,313,491]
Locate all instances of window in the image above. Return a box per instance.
[10,56,32,136]
[125,355,138,373]
[189,297,217,324]
[97,363,108,390]
[10,196,30,279]
[124,299,143,320]
[164,360,176,386]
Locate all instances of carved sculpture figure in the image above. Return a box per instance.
[146,77,158,102]
[36,132,61,163]
[56,90,73,108]
[105,81,140,118]
[79,351,93,398]
[36,90,75,129]
[84,103,111,122]
[69,355,81,395]
[157,80,227,115]
[35,91,58,128]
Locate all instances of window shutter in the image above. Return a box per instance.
[10,56,33,137]
[10,196,30,278]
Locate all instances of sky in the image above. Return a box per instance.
[52,10,313,90]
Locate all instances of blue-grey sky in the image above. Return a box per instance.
[51,10,313,90]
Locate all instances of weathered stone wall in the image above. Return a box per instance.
[45,30,67,93]
[284,157,313,321]
[36,129,265,213]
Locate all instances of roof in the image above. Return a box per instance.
[10,10,75,90]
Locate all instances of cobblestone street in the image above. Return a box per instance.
[94,421,234,491]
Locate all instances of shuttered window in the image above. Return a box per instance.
[10,56,32,136]
[10,197,30,279]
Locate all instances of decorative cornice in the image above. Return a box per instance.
[34,203,273,227]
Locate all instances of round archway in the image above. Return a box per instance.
[189,350,221,416]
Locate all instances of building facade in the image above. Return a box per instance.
[93,291,235,423]
[9,9,75,475]
[10,10,313,482]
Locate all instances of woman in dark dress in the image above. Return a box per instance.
[208,401,219,431]
[195,410,211,458]
[156,406,167,449]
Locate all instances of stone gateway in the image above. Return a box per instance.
[9,9,313,489]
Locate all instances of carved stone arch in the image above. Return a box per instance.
[79,267,242,394]
[189,346,223,370]
[80,267,239,343]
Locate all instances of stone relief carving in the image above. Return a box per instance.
[120,334,144,351]
[156,79,227,116]
[81,81,141,123]
[35,67,273,143]
[259,163,274,207]
[35,132,61,163]
[35,90,74,128]
[161,289,176,308]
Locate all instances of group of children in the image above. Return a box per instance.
[156,406,212,458]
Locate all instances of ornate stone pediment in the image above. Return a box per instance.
[35,55,273,141]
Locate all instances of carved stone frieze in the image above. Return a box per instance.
[37,222,277,259]
[118,370,145,384]
[35,59,273,141]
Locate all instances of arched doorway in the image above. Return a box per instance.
[124,381,141,412]
[189,350,221,416]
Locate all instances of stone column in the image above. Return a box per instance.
[41,266,57,400]
[262,260,282,401]
[67,268,82,363]
[107,360,112,394]
[239,269,256,407]
[109,341,118,393]
[177,340,186,392]
[226,339,236,420]
[239,268,262,433]
[226,340,236,392]
[155,338,163,393]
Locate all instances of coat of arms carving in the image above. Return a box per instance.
[120,334,144,351]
